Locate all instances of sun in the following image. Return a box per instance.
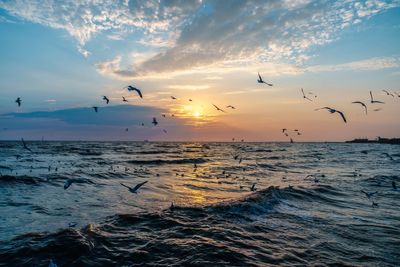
[193,111,201,117]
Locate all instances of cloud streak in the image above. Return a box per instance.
[1,0,398,72]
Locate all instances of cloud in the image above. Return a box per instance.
[167,85,210,90]
[305,56,400,72]
[1,0,398,71]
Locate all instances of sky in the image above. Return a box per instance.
[0,0,399,141]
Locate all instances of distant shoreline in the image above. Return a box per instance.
[346,138,400,145]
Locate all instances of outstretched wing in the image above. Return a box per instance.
[336,110,347,123]
[258,72,262,81]
[134,89,143,98]
[133,181,148,192]
[120,183,131,190]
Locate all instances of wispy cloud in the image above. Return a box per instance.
[1,0,397,70]
[305,56,400,72]
[167,85,210,91]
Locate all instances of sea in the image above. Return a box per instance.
[0,141,399,266]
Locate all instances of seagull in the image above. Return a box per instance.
[64,178,93,190]
[282,128,287,133]
[257,72,273,86]
[250,183,256,191]
[315,107,347,123]
[226,105,236,109]
[120,181,148,193]
[152,117,158,126]
[212,104,226,113]
[370,91,384,104]
[125,86,143,98]
[361,190,378,199]
[189,99,193,102]
[382,90,394,97]
[122,96,128,102]
[301,88,312,101]
[21,138,32,152]
[15,97,22,107]
[93,106,99,113]
[352,101,368,115]
[171,96,177,100]
[103,96,110,104]
[382,153,394,160]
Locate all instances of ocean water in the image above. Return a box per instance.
[0,141,399,266]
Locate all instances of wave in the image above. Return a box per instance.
[126,158,208,165]
[0,175,43,185]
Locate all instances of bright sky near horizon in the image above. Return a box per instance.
[0,0,399,141]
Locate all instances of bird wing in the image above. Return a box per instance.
[301,88,305,97]
[305,96,312,101]
[382,90,389,95]
[133,181,148,192]
[120,183,132,190]
[314,107,331,111]
[135,89,143,98]
[369,91,374,102]
[336,110,347,123]
[264,82,273,86]
[258,72,262,81]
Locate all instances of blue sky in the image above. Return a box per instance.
[0,0,399,141]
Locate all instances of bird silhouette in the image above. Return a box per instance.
[212,104,226,112]
[121,181,148,193]
[15,97,22,107]
[21,138,32,152]
[370,91,384,104]
[152,117,158,126]
[171,96,177,100]
[301,88,312,101]
[257,72,273,86]
[93,106,99,113]
[382,90,394,97]
[103,96,110,104]
[226,105,236,109]
[352,101,368,115]
[125,86,143,98]
[122,96,128,102]
[315,107,347,123]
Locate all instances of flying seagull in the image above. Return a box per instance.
[361,190,378,199]
[257,72,273,86]
[120,181,148,193]
[102,96,110,104]
[212,104,226,113]
[370,91,384,104]
[152,117,158,126]
[250,183,256,191]
[226,105,236,109]
[171,96,177,100]
[125,86,143,98]
[315,107,347,123]
[64,178,93,190]
[93,106,99,113]
[301,88,312,101]
[352,101,368,115]
[122,96,128,102]
[15,97,22,107]
[382,90,394,97]
[21,138,32,152]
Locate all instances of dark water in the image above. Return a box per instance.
[0,141,399,266]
